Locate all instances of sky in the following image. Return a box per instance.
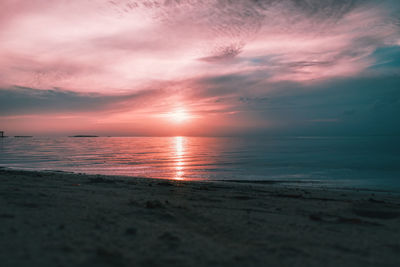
[1,0,400,136]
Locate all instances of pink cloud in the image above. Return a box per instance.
[1,1,397,91]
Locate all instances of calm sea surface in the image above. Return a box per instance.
[1,136,399,191]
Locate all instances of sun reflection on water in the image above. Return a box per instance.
[174,136,185,180]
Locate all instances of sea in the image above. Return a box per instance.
[1,136,399,191]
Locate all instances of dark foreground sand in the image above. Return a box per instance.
[1,168,400,267]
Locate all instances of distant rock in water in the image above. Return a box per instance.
[14,136,33,138]
[70,135,99,137]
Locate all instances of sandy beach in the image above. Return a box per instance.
[1,168,400,267]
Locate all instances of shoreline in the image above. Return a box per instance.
[2,166,398,194]
[1,168,400,266]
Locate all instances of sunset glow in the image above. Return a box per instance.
[169,109,190,124]
[0,1,399,136]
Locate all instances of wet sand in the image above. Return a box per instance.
[1,168,400,267]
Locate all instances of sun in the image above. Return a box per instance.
[161,108,193,123]
[169,109,189,123]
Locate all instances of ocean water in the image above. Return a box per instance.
[1,136,399,191]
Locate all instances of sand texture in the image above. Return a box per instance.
[1,168,400,267]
